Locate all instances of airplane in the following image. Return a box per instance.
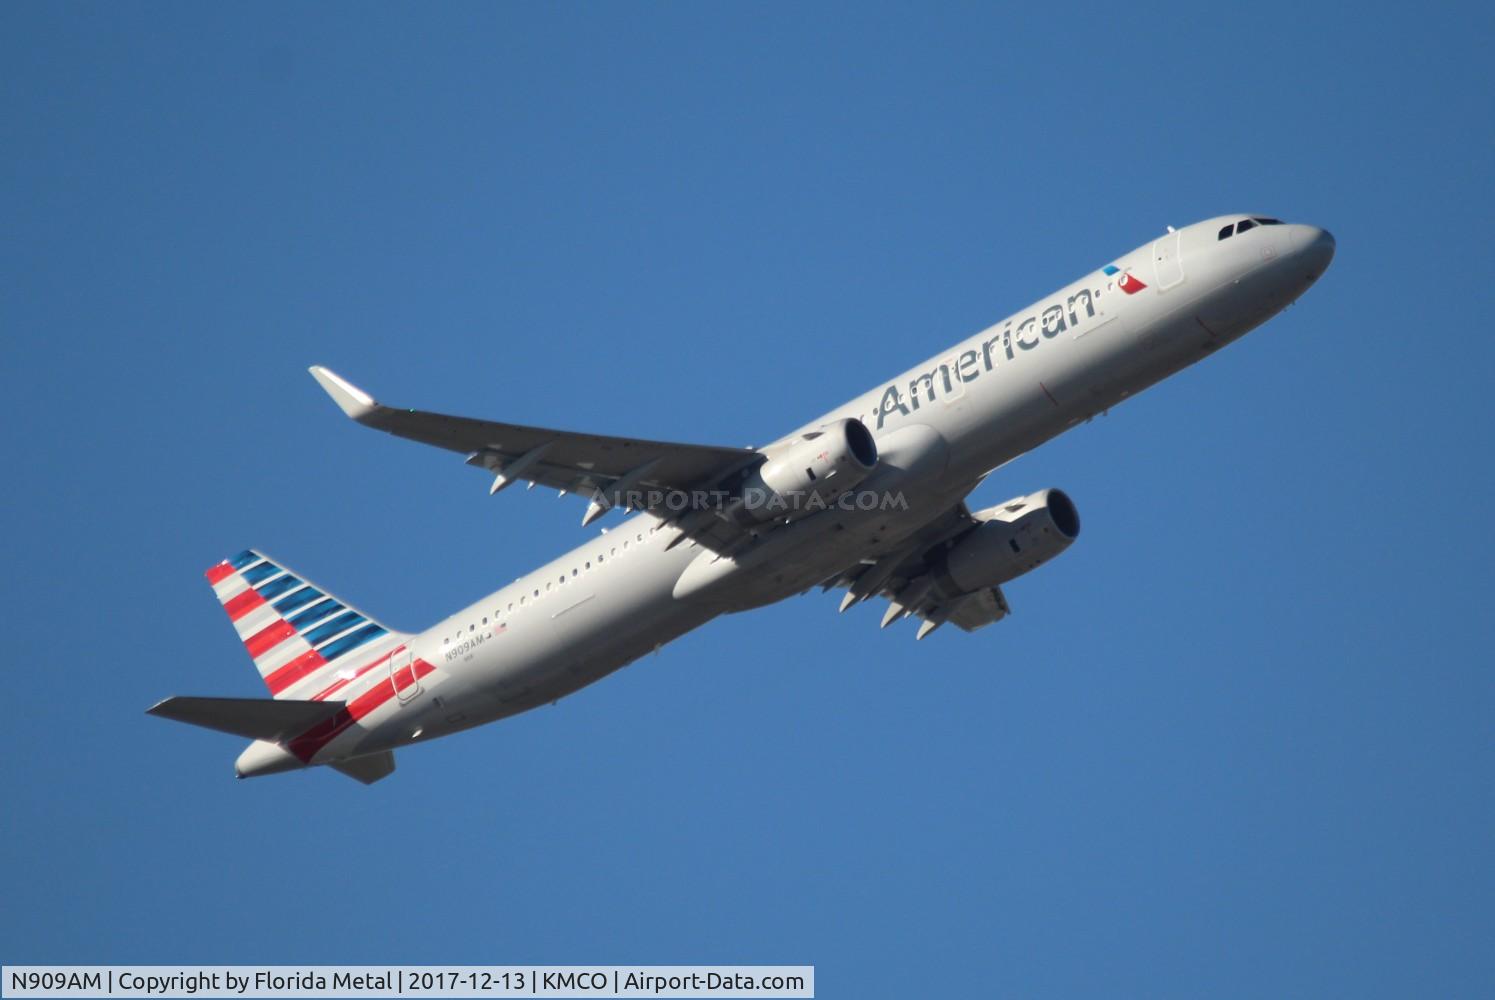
[149,214,1335,784]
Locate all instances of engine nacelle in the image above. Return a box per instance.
[738,418,879,522]
[936,488,1080,594]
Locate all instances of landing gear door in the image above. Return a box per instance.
[1153,231,1184,291]
[390,647,421,704]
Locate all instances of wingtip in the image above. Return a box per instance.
[308,366,379,421]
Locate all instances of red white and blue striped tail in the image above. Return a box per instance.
[204,549,409,700]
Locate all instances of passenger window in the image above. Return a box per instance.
[482,617,488,624]
[1237,219,1256,233]
[1218,224,1233,240]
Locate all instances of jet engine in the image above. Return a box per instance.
[738,418,879,521]
[935,488,1080,594]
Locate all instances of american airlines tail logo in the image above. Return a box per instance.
[1103,264,1147,294]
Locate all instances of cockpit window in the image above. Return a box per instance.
[1218,224,1234,240]
[1253,217,1283,225]
[1237,219,1257,233]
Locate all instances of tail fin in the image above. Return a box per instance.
[204,549,409,700]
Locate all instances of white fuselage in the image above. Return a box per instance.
[284,215,1334,769]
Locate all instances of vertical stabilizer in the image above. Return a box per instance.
[203,549,409,700]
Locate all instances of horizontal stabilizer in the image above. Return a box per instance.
[147,696,345,743]
[331,751,396,784]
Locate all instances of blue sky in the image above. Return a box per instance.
[3,3,1492,996]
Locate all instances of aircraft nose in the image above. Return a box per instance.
[1292,224,1335,277]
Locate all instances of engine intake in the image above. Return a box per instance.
[739,418,879,521]
[936,488,1080,594]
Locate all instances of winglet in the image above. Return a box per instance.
[309,366,379,422]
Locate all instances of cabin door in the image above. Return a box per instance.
[1153,231,1185,290]
[390,648,422,703]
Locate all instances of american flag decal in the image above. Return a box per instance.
[1103,263,1148,295]
[203,549,406,701]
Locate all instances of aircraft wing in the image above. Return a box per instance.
[821,502,1011,640]
[309,367,759,527]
